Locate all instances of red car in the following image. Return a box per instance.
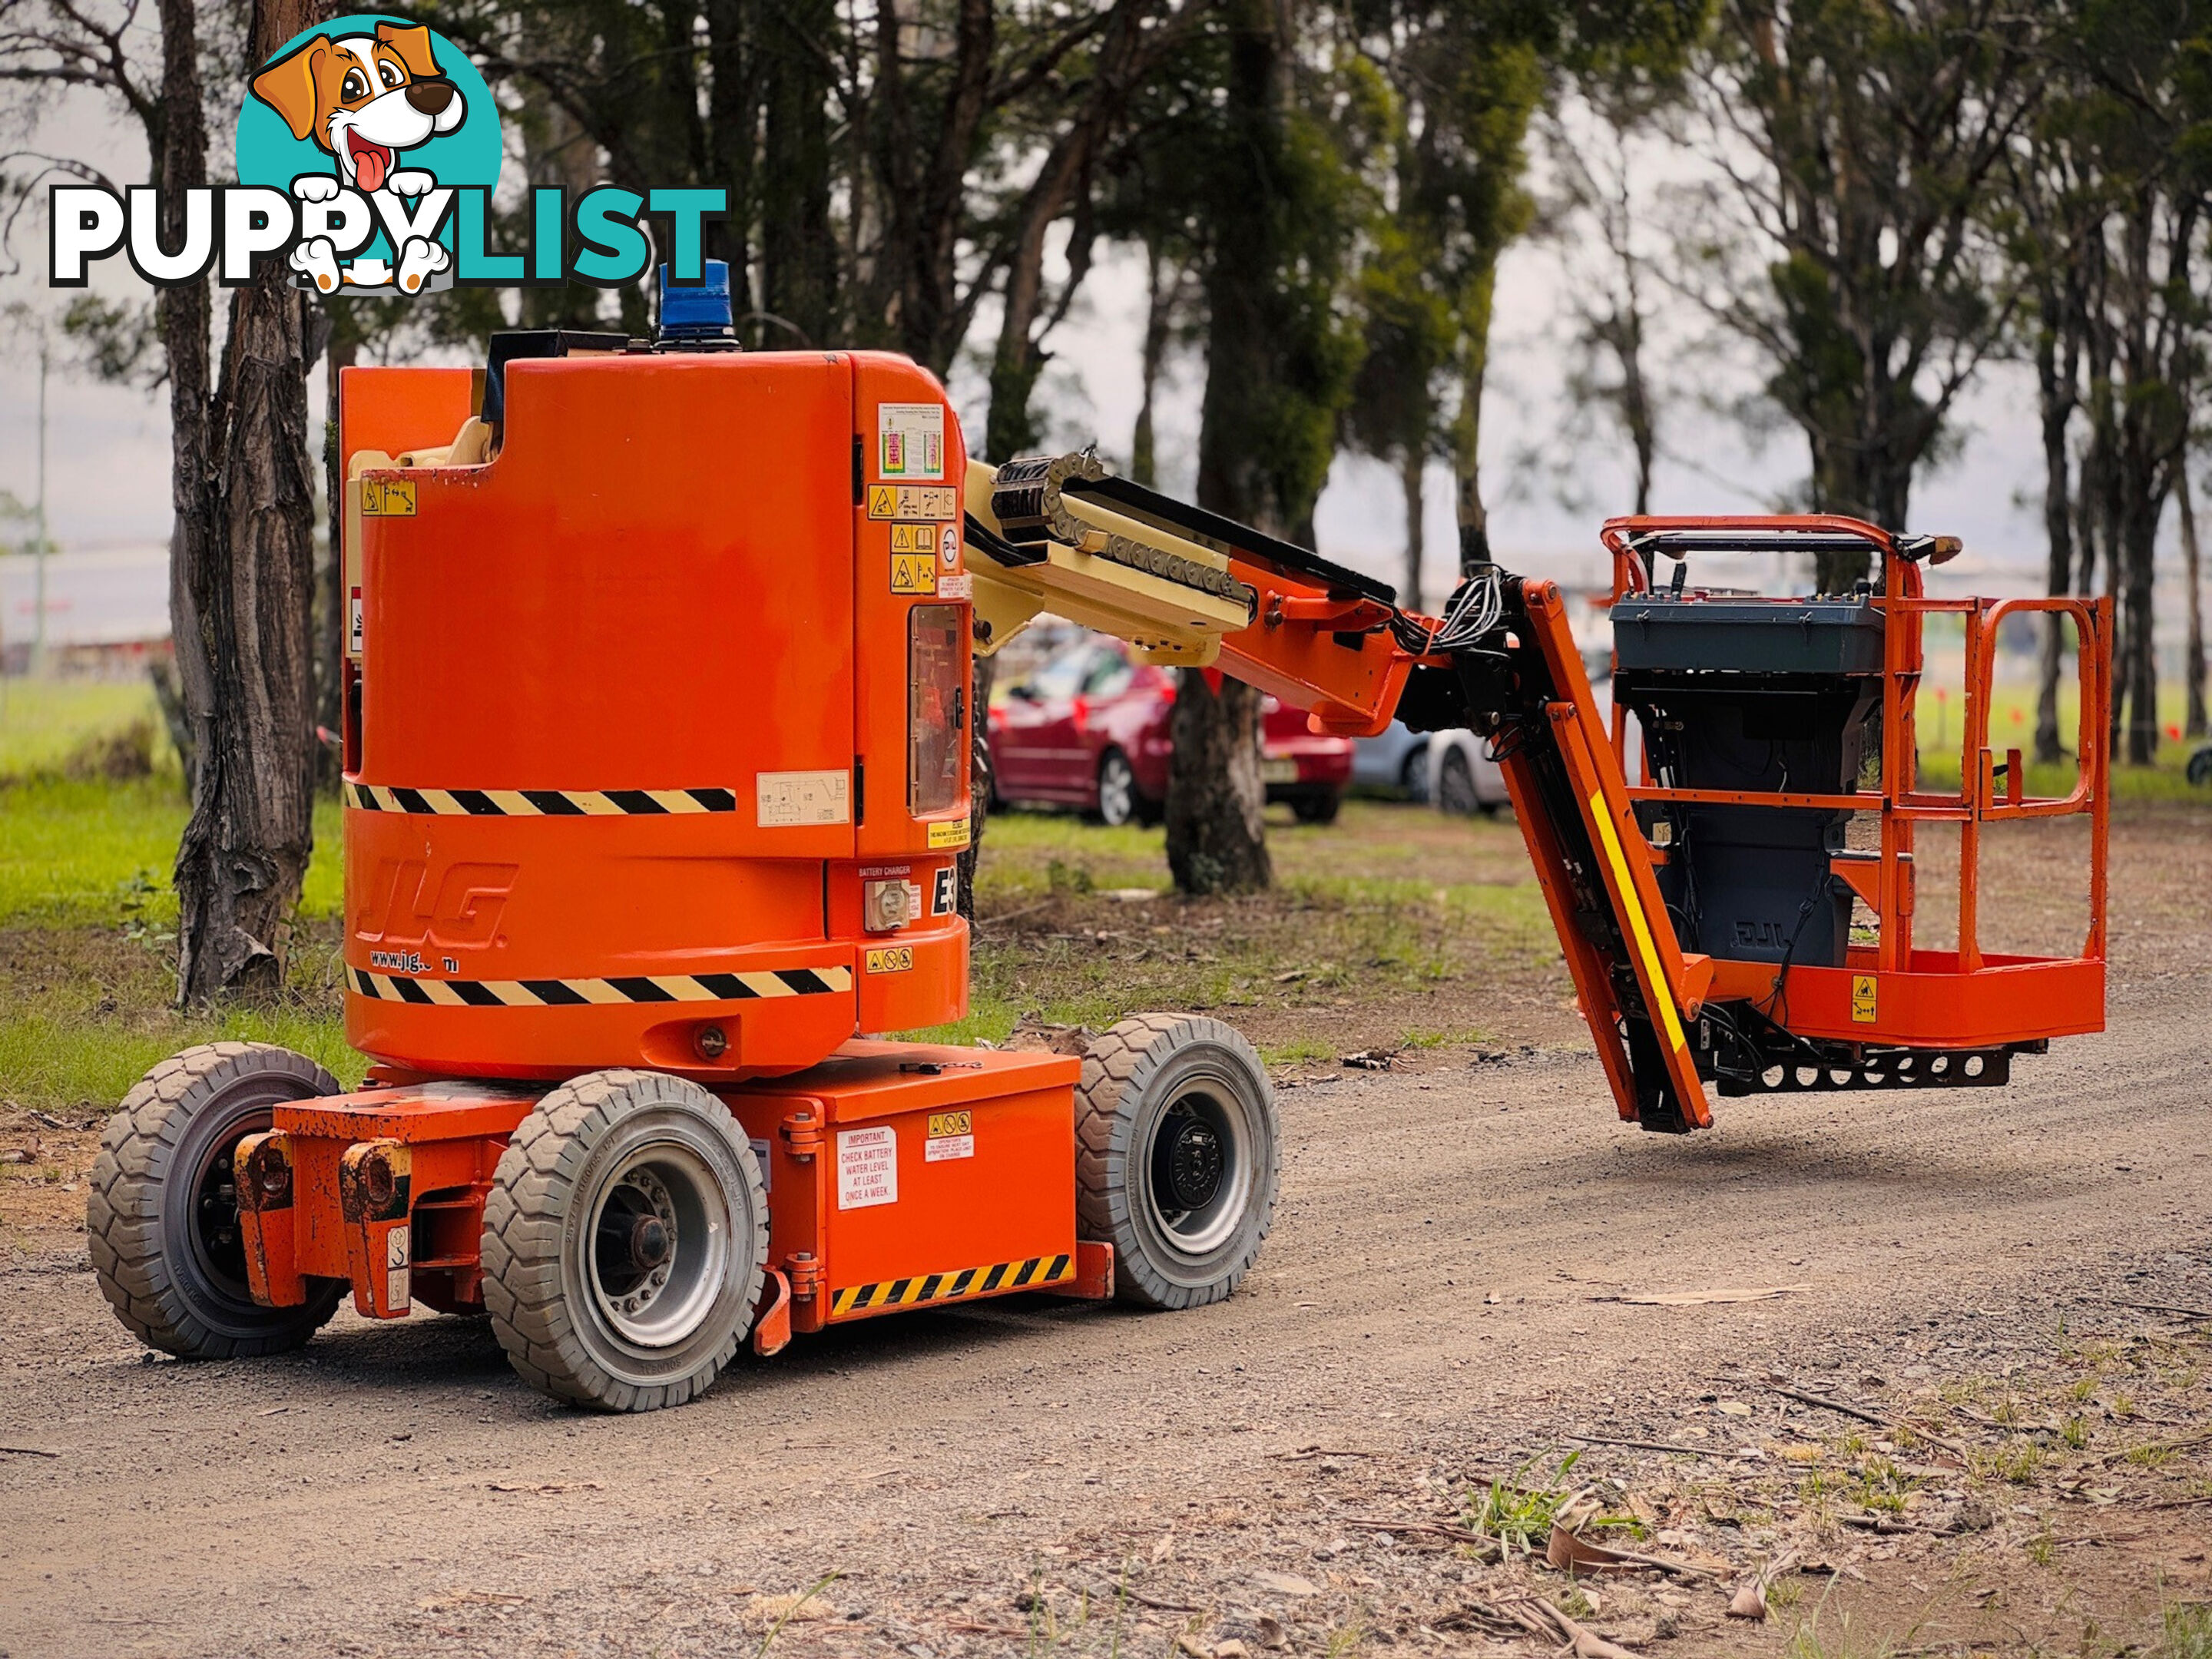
[988,637,1353,825]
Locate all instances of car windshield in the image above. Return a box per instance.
[1019,654,1092,700]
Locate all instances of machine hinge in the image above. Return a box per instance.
[784,1253,823,1300]
[851,435,863,505]
[780,1108,825,1161]
[853,757,865,825]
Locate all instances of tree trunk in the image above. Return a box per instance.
[1169,0,1291,896]
[1451,265,1497,572]
[760,0,836,345]
[156,0,215,807]
[2033,298,2078,764]
[1131,240,1174,488]
[316,333,356,787]
[1164,671,1272,895]
[174,0,320,1004]
[1399,448,1425,611]
[2181,462,2207,740]
[955,632,997,920]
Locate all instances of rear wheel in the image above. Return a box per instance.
[1095,748,1141,827]
[87,1043,346,1358]
[1290,790,1341,824]
[482,1068,767,1412]
[1075,1015,1279,1309]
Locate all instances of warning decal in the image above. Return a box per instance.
[927,820,971,850]
[867,485,960,521]
[866,945,915,975]
[1850,973,1877,1024]
[891,553,938,594]
[360,478,416,517]
[926,1110,975,1163]
[878,402,946,480]
[836,1125,898,1210]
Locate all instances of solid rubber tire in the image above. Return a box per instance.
[1075,1014,1279,1310]
[86,1041,346,1359]
[481,1068,767,1412]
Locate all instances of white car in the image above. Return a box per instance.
[1424,727,1510,816]
[1427,678,1618,817]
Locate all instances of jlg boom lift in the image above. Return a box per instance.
[88,270,2112,1409]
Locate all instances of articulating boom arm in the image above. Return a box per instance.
[966,460,2111,1133]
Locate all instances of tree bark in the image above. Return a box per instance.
[174,0,320,1004]
[1168,0,1293,897]
[955,634,996,920]
[2182,462,2207,740]
[1451,265,1496,572]
[760,0,837,344]
[155,0,214,806]
[2033,288,2079,764]
[1164,671,1272,896]
[1131,240,1176,488]
[1400,448,1425,611]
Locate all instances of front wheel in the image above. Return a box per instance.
[482,1069,767,1412]
[87,1043,347,1359]
[1075,1015,1279,1309]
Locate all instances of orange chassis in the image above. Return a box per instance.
[214,347,2104,1379]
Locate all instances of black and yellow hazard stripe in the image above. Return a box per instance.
[830,1253,1075,1318]
[347,964,853,1007]
[346,782,740,816]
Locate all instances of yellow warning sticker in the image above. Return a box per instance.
[1850,973,1877,1023]
[866,946,915,975]
[868,485,959,522]
[889,522,932,552]
[927,1111,972,1139]
[360,478,416,517]
[927,820,971,850]
[890,552,938,594]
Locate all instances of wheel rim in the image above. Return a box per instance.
[587,1144,730,1348]
[1142,1085,1252,1257]
[187,1108,270,1304]
[1099,754,1134,825]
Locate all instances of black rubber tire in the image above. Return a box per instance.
[86,1042,346,1359]
[1075,1015,1279,1310]
[2190,747,2212,788]
[1436,746,1481,816]
[1095,747,1140,827]
[1399,744,1430,803]
[481,1068,767,1412]
[1290,790,1342,824]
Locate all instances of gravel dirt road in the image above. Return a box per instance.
[4,808,2209,1659]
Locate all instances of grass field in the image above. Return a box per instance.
[2,667,2204,1125]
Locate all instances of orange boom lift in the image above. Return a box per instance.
[88,270,2110,1409]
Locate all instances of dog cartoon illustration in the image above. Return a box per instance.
[250,22,465,295]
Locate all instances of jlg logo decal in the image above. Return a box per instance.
[356,859,517,957]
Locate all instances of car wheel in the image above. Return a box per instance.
[1096,749,1139,827]
[2190,747,2212,788]
[1399,744,1429,803]
[1290,790,1341,824]
[1436,747,1481,816]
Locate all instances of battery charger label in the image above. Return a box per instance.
[836,1125,898,1209]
